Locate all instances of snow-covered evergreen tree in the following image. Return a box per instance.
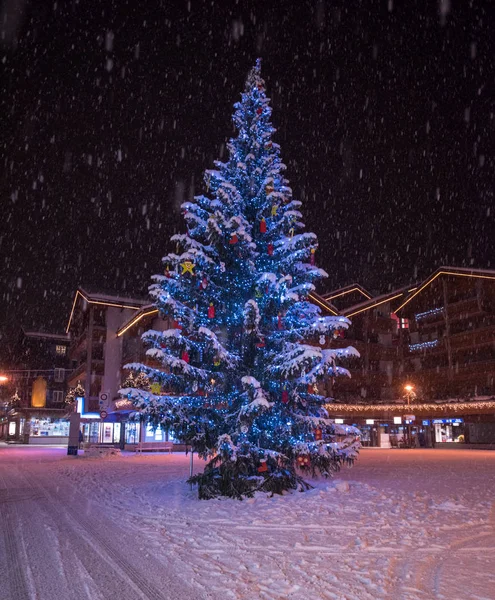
[122,60,360,499]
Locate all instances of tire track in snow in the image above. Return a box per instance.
[0,473,32,600]
[18,466,205,600]
[412,503,495,599]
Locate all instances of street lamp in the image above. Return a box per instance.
[0,375,8,383]
[403,384,416,447]
[404,384,416,406]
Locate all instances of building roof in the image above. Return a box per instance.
[78,287,148,307]
[339,284,414,317]
[308,292,339,316]
[66,287,147,333]
[394,266,495,313]
[322,283,373,303]
[117,304,159,337]
[23,330,70,342]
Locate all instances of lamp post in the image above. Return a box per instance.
[0,375,10,439]
[403,384,416,447]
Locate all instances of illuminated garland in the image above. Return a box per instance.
[408,340,439,351]
[415,307,444,321]
[325,400,495,416]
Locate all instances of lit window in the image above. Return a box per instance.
[399,318,409,329]
[56,345,67,356]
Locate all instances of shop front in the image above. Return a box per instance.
[326,401,495,448]
[428,418,465,444]
[6,408,70,445]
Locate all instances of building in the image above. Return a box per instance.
[2,330,71,443]
[65,287,148,446]
[15,267,490,449]
[324,267,495,448]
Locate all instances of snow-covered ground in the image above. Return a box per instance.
[1,445,494,600]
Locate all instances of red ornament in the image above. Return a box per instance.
[256,336,266,348]
[282,389,289,404]
[257,461,268,473]
[181,351,190,363]
[315,428,323,441]
[310,248,316,265]
[230,233,238,245]
[164,266,171,278]
[201,276,208,290]
[260,217,267,233]
[173,320,182,330]
[267,243,274,256]
[208,302,215,319]
[256,107,263,115]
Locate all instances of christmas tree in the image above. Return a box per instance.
[122,60,360,499]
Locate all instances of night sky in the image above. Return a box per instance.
[1,0,493,359]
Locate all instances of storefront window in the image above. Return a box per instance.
[125,422,141,444]
[101,423,114,444]
[432,418,464,443]
[30,418,69,437]
[113,423,121,444]
[82,422,99,443]
[145,424,164,441]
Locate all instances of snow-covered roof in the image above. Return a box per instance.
[66,288,148,333]
[117,304,159,337]
[308,292,338,316]
[23,330,70,342]
[78,287,147,307]
[323,283,373,303]
[341,284,412,318]
[395,266,495,313]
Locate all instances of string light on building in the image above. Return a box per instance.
[325,401,495,415]
[408,340,439,352]
[415,307,444,321]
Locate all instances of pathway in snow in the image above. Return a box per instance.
[0,447,206,600]
[1,446,495,600]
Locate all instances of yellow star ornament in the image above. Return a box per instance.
[181,260,195,275]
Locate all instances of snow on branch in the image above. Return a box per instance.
[243,299,261,333]
[239,376,273,415]
[198,327,240,366]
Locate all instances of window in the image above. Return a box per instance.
[52,390,64,403]
[54,368,65,382]
[55,345,67,356]
[399,318,409,329]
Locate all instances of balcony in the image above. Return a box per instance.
[402,359,495,386]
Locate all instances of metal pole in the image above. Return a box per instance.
[189,449,194,478]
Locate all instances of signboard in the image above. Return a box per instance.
[99,391,110,409]
[432,418,463,425]
[100,410,108,419]
[404,414,416,421]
